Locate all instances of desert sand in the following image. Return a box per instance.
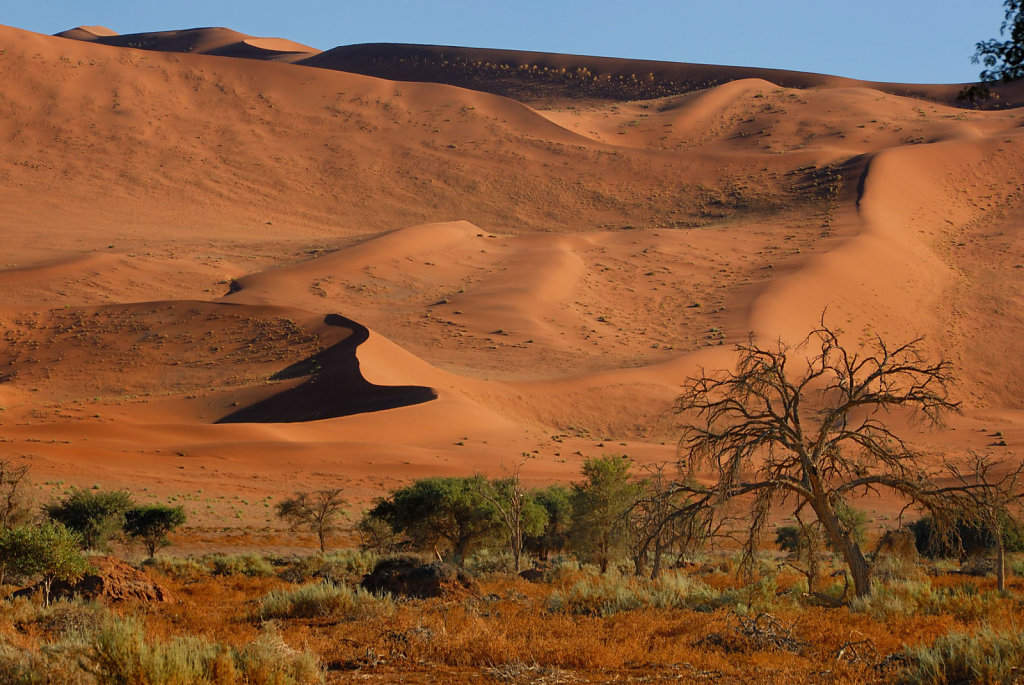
[0,24,1021,529]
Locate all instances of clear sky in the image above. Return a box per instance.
[1,0,1009,84]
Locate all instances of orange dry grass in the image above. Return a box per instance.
[103,570,1021,684]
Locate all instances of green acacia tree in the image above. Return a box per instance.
[0,521,87,604]
[124,505,187,558]
[370,477,501,560]
[45,489,134,552]
[524,484,573,561]
[275,489,348,554]
[569,456,640,573]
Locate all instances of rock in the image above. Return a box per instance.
[361,555,477,599]
[14,556,173,603]
[518,561,552,583]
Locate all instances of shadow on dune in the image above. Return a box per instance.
[217,313,437,423]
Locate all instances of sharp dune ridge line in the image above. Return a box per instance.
[0,23,1022,508]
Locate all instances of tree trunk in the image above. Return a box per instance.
[512,537,521,574]
[318,527,326,554]
[650,540,664,580]
[813,498,871,597]
[997,536,1006,592]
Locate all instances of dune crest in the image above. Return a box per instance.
[0,23,1020,509]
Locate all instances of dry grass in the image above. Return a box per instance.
[3,552,1024,683]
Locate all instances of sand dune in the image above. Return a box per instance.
[0,23,1022,514]
[55,26,320,62]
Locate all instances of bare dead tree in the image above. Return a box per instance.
[276,489,348,554]
[478,459,540,573]
[672,320,1013,598]
[0,459,33,531]
[627,463,715,579]
[942,454,1024,591]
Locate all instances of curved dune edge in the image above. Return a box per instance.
[0,24,1020,507]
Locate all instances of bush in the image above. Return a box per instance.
[850,579,1004,622]
[909,515,1024,559]
[256,582,388,620]
[896,627,1024,684]
[44,489,134,552]
[141,556,208,583]
[547,571,722,616]
[84,615,322,684]
[464,549,516,574]
[0,522,88,604]
[207,553,275,578]
[124,505,186,558]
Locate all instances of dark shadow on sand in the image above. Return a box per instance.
[217,313,437,423]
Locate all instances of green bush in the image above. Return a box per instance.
[909,515,1024,559]
[207,553,275,578]
[84,615,322,684]
[0,522,88,604]
[276,550,378,585]
[44,489,134,552]
[141,556,208,583]
[256,582,389,620]
[546,571,722,616]
[896,626,1024,684]
[851,579,1004,622]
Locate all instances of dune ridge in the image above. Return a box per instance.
[0,24,1020,513]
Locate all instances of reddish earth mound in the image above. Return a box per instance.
[15,556,173,603]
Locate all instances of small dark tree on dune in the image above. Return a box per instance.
[125,504,187,559]
[672,320,1021,599]
[45,489,134,552]
[276,489,348,554]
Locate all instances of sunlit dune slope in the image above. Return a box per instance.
[1,24,1023,504]
[55,25,320,62]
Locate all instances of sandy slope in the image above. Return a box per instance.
[1,24,1022,524]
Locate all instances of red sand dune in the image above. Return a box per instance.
[0,24,1022,521]
[55,25,320,62]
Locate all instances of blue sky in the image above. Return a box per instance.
[2,1,1009,84]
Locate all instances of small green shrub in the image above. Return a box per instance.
[464,549,515,574]
[546,572,723,616]
[851,579,1003,622]
[256,582,389,620]
[84,615,322,684]
[207,553,275,578]
[896,626,1024,684]
[142,556,208,583]
[277,550,378,585]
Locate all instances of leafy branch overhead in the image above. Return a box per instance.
[975,0,1024,82]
